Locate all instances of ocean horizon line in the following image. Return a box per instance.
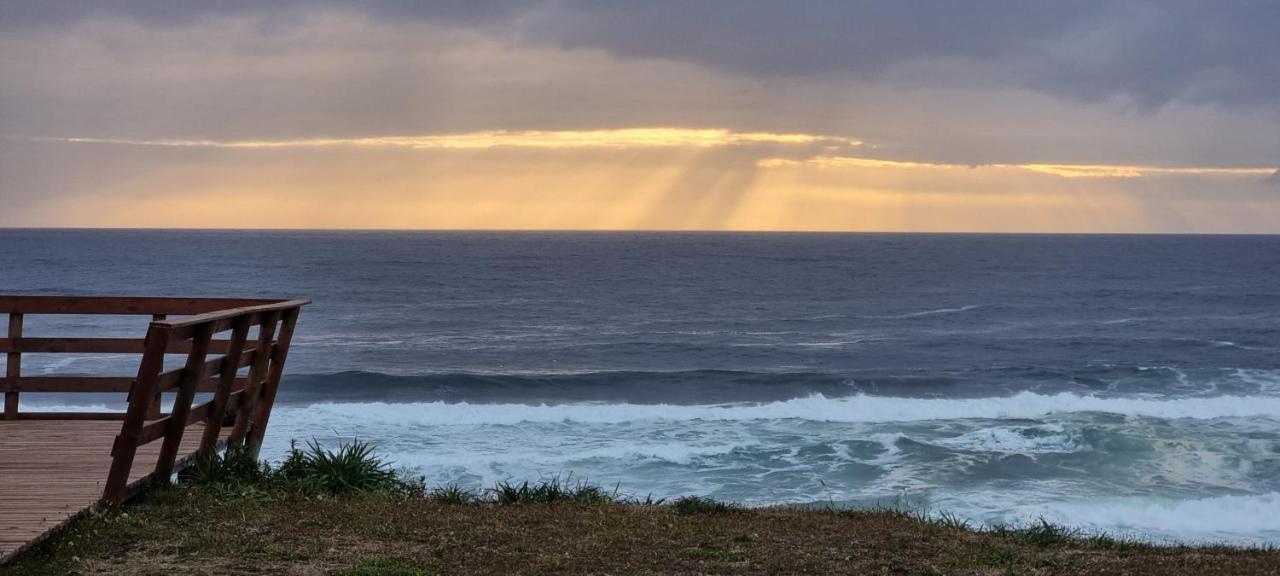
[3,226,1280,237]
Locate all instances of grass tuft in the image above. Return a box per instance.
[1022,518,1079,548]
[671,496,740,515]
[185,439,424,499]
[185,444,272,487]
[489,475,617,505]
[1005,517,1079,548]
[428,485,479,505]
[622,493,667,506]
[930,510,973,531]
[979,545,1021,567]
[278,439,424,497]
[331,557,438,576]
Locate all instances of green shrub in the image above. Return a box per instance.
[189,438,423,498]
[280,439,419,497]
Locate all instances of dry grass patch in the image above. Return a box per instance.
[3,486,1278,575]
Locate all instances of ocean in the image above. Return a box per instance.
[4,229,1280,544]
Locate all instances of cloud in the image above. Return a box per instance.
[1268,169,1280,186]
[549,3,1280,111]
[9,135,1280,233]
[3,5,1278,166]
[4,2,1278,109]
[516,1,1280,109]
[759,156,1276,179]
[41,128,854,150]
[0,1,531,29]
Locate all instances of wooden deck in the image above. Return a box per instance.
[1,296,307,564]
[0,420,225,561]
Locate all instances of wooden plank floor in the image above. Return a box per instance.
[0,420,217,562]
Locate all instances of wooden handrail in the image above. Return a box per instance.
[8,376,249,393]
[0,296,282,315]
[0,295,306,506]
[0,337,238,354]
[158,299,309,339]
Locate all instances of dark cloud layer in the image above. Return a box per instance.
[528,1,1280,108]
[4,1,1279,108]
[0,0,525,28]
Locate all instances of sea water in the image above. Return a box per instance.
[4,230,1279,544]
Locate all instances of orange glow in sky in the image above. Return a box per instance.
[17,126,1275,233]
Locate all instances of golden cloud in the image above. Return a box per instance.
[51,128,857,150]
[760,156,1275,179]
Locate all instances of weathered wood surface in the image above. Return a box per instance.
[0,420,223,562]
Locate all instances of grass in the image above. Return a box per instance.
[490,476,618,505]
[185,439,425,499]
[427,484,478,505]
[332,558,439,576]
[3,440,1278,575]
[671,495,742,515]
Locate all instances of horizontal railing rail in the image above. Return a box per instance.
[0,296,280,316]
[0,337,238,354]
[0,295,306,505]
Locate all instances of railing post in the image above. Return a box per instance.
[246,306,300,459]
[229,311,279,446]
[154,323,214,481]
[198,315,251,460]
[147,314,166,419]
[3,313,20,419]
[103,322,171,506]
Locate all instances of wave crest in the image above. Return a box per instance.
[283,392,1280,427]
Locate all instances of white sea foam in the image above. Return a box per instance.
[258,396,1280,543]
[931,424,1081,454]
[282,392,1280,427]
[15,403,122,412]
[383,441,758,471]
[1013,492,1280,544]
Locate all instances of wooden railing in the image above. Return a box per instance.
[0,296,308,505]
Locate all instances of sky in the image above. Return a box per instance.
[1,1,1278,233]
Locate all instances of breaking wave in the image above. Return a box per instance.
[282,392,1280,427]
[1013,492,1280,544]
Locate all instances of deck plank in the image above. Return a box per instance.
[0,420,217,561]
